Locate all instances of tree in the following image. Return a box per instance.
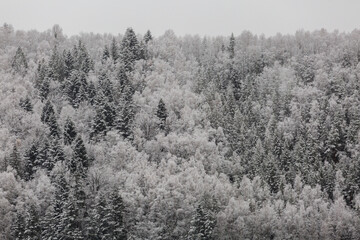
[188,201,216,240]
[228,33,235,59]
[110,38,119,62]
[23,144,39,181]
[11,211,25,240]
[144,30,153,44]
[23,204,41,240]
[64,117,77,145]
[19,97,33,112]
[156,98,168,131]
[120,28,140,72]
[9,144,22,177]
[12,47,28,75]
[69,136,89,177]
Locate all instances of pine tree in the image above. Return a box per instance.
[109,188,127,239]
[102,45,110,62]
[69,136,89,177]
[48,45,65,82]
[47,139,65,171]
[42,170,69,239]
[156,98,168,131]
[144,30,153,44]
[110,37,119,62]
[228,33,235,59]
[23,144,39,181]
[9,144,22,177]
[11,211,26,240]
[64,117,77,145]
[19,97,33,112]
[120,28,140,72]
[39,77,50,101]
[116,85,135,139]
[23,204,41,240]
[12,47,28,75]
[188,202,216,240]
[64,49,75,79]
[61,189,84,239]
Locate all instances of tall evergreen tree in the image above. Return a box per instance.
[144,30,153,44]
[110,38,119,62]
[19,97,33,112]
[228,33,235,59]
[64,117,77,145]
[12,47,28,75]
[156,98,168,131]
[120,28,140,72]
[23,144,39,181]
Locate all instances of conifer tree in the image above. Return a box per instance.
[64,117,77,145]
[39,77,50,101]
[19,97,33,112]
[48,45,65,82]
[9,144,22,177]
[23,204,41,240]
[102,45,110,62]
[110,38,119,62]
[69,136,89,177]
[120,28,140,72]
[11,211,26,240]
[156,98,168,131]
[228,33,235,59]
[188,202,216,240]
[23,144,39,181]
[64,49,75,79]
[12,47,28,75]
[144,30,153,44]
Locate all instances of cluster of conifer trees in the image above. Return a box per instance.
[1,23,360,239]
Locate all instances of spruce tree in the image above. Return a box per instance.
[228,33,235,59]
[156,98,168,131]
[23,144,39,181]
[102,45,110,62]
[144,30,153,44]
[110,37,119,62]
[11,211,26,240]
[19,97,33,112]
[64,49,75,79]
[9,144,22,177]
[23,204,41,240]
[69,136,89,177]
[120,28,140,72]
[12,47,28,75]
[64,117,77,145]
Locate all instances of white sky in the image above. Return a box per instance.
[1,0,360,37]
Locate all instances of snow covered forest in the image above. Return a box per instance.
[2,23,360,239]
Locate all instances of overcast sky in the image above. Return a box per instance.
[1,0,360,37]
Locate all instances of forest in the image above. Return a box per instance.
[1,23,360,239]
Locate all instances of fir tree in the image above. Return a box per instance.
[64,49,75,79]
[12,47,28,75]
[102,45,110,62]
[24,204,41,240]
[156,98,168,131]
[64,117,77,145]
[144,30,153,44]
[188,202,216,240]
[11,211,26,240]
[69,136,89,177]
[227,33,235,59]
[120,28,140,72]
[9,144,22,177]
[23,144,39,181]
[110,37,119,62]
[19,97,33,112]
